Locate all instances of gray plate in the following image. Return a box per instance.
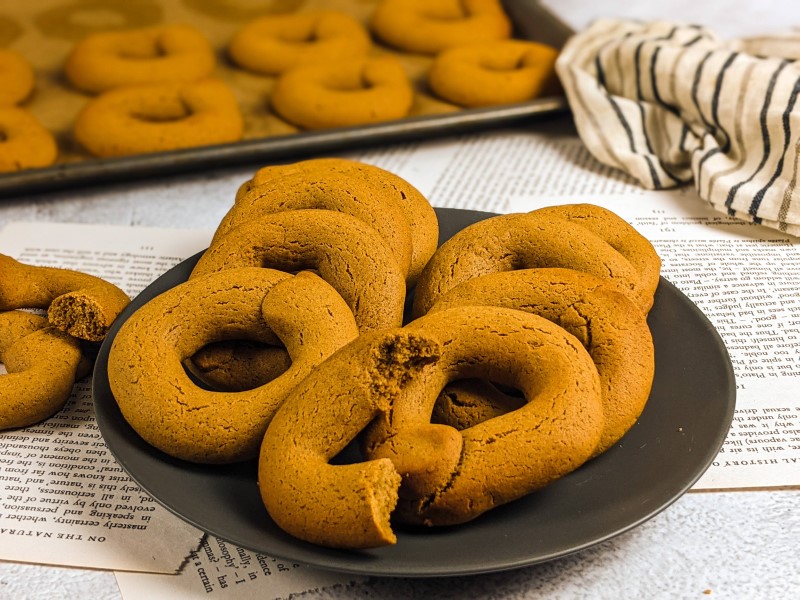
[92,207,736,577]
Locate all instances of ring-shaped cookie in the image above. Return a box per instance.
[0,108,57,173]
[428,40,560,107]
[65,24,215,93]
[411,208,648,317]
[0,254,130,342]
[248,158,439,286]
[108,268,359,463]
[213,171,415,282]
[1,311,84,430]
[259,305,603,547]
[429,268,655,455]
[191,210,407,332]
[73,78,244,158]
[0,49,35,105]
[533,204,661,312]
[271,56,414,130]
[228,10,371,75]
[370,0,511,55]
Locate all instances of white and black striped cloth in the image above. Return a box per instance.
[556,19,800,236]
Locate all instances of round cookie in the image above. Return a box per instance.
[428,40,560,107]
[228,10,371,75]
[429,268,655,454]
[0,49,35,106]
[0,253,130,342]
[259,305,603,547]
[411,208,648,317]
[65,24,215,94]
[191,209,407,332]
[370,0,512,55]
[271,56,414,130]
[0,107,57,172]
[249,158,439,286]
[73,78,244,158]
[1,311,85,431]
[108,268,359,463]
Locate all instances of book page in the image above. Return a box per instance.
[0,222,362,598]
[353,125,645,213]
[508,189,800,490]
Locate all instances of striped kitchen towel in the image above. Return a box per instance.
[555,19,800,236]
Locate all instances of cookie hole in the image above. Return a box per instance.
[423,0,469,20]
[184,340,291,392]
[131,99,193,123]
[0,129,7,143]
[118,38,168,60]
[432,378,525,431]
[480,56,528,72]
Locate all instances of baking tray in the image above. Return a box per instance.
[0,1,572,197]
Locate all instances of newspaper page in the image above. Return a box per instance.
[0,222,362,598]
[507,189,800,490]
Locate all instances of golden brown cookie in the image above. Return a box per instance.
[0,107,57,172]
[108,268,359,463]
[411,207,649,317]
[191,209,407,332]
[0,253,130,342]
[270,56,414,130]
[259,305,603,547]
[0,49,35,106]
[428,40,560,107]
[429,268,655,454]
[0,311,85,431]
[370,0,512,55]
[73,79,244,158]
[248,158,439,286]
[228,10,371,75]
[65,24,216,94]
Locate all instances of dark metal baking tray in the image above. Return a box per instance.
[0,1,572,198]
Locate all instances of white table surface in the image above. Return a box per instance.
[2,2,799,598]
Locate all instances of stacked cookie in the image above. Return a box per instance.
[107,159,660,549]
[108,158,439,463]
